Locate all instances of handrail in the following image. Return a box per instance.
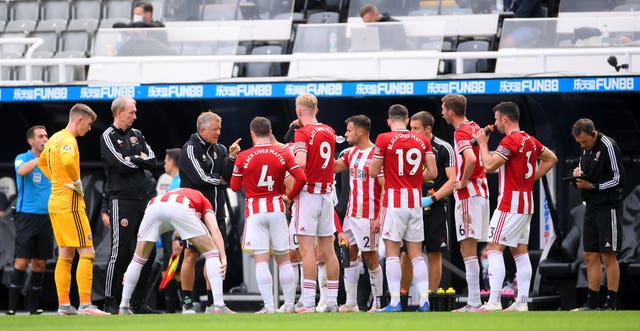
[0,46,638,84]
[0,38,44,82]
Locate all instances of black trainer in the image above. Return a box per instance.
[131,304,162,314]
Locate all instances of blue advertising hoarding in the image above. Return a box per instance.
[1,76,637,103]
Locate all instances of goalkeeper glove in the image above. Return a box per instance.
[63,178,84,197]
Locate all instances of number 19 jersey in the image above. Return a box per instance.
[294,122,336,194]
[373,129,433,208]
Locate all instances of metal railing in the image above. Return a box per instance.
[1,38,638,84]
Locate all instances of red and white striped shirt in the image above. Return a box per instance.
[494,131,544,214]
[373,129,432,208]
[453,121,489,200]
[148,188,213,219]
[294,122,335,194]
[342,145,382,219]
[230,144,304,217]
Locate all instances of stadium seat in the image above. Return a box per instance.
[73,0,103,19]
[98,16,128,28]
[48,50,86,82]
[68,17,99,33]
[4,19,37,33]
[245,44,283,77]
[103,0,133,19]
[10,0,40,21]
[30,30,60,53]
[15,50,53,81]
[613,3,640,11]
[453,39,490,73]
[0,31,29,55]
[60,30,91,54]
[201,3,241,21]
[42,0,72,20]
[37,18,69,33]
[560,0,612,12]
[0,1,8,23]
[307,11,339,24]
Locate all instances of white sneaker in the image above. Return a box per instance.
[503,302,528,312]
[57,304,78,316]
[295,306,316,313]
[78,304,110,316]
[339,304,359,312]
[255,307,275,314]
[452,304,482,312]
[316,302,328,312]
[182,304,197,314]
[476,302,502,312]
[276,304,294,313]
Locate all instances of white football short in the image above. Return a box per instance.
[379,206,423,243]
[454,195,490,242]
[344,216,378,252]
[242,211,289,253]
[294,191,336,237]
[488,210,532,247]
[138,201,209,242]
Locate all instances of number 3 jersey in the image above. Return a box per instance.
[373,129,433,208]
[294,122,336,194]
[494,130,544,214]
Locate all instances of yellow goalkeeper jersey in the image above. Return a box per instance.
[39,129,85,213]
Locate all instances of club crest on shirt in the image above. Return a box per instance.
[120,218,129,227]
[594,151,601,161]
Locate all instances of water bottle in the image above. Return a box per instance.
[329,32,338,53]
[601,24,610,46]
[435,288,446,312]
[470,124,495,146]
[445,287,456,311]
[339,240,350,268]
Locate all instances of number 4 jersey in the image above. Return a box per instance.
[494,130,544,214]
[373,129,433,208]
[294,122,336,194]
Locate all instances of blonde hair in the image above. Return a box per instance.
[295,93,318,112]
[70,103,97,121]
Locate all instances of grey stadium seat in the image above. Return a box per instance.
[98,17,128,28]
[48,50,86,82]
[307,11,338,24]
[11,0,40,21]
[15,50,53,81]
[30,31,59,53]
[73,0,103,19]
[37,18,68,33]
[68,17,99,33]
[454,39,490,73]
[245,44,283,77]
[5,19,37,33]
[60,30,91,54]
[0,31,29,55]
[42,0,72,20]
[103,0,133,19]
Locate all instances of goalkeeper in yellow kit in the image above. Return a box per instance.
[38,103,109,316]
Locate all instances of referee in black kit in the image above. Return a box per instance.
[571,118,625,311]
[100,96,160,314]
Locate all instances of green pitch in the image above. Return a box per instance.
[1,311,639,331]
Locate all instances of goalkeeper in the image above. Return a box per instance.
[39,104,109,315]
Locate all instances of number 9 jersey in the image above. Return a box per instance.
[373,129,433,208]
[294,123,336,194]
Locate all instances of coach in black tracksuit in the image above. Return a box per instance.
[178,111,240,312]
[100,96,159,314]
[571,118,625,311]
